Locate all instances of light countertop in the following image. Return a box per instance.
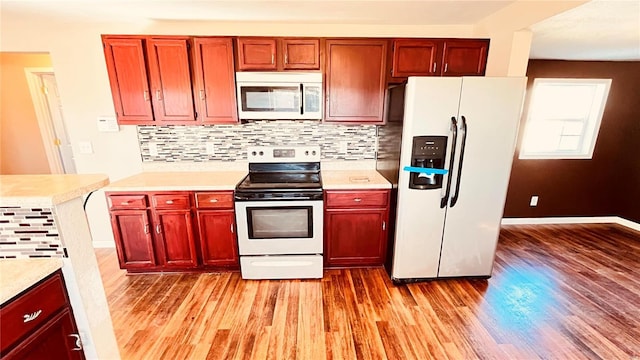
[322,170,391,189]
[0,174,109,207]
[105,171,247,191]
[0,258,63,305]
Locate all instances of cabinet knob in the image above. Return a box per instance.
[353,198,362,202]
[121,201,129,205]
[166,200,174,204]
[209,199,218,203]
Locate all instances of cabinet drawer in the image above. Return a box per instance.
[151,193,190,209]
[195,192,234,209]
[325,190,389,208]
[107,194,147,209]
[0,271,68,353]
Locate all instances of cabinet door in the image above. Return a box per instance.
[146,38,196,122]
[236,38,277,70]
[324,209,388,266]
[325,39,387,123]
[4,309,84,360]
[441,39,489,76]
[110,210,156,269]
[154,210,198,268]
[282,39,320,70]
[192,38,239,124]
[391,39,441,77]
[102,38,153,123]
[196,210,239,267]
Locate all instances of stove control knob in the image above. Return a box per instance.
[305,151,309,155]
[251,151,257,156]
[312,150,317,156]
[259,151,264,156]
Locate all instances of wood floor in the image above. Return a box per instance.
[96,224,640,360]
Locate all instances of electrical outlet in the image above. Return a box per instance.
[530,195,539,207]
[339,141,348,153]
[206,142,215,155]
[148,142,159,156]
[78,141,93,154]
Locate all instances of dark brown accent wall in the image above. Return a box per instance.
[503,60,640,223]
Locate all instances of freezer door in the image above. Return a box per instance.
[437,77,526,277]
[391,77,462,280]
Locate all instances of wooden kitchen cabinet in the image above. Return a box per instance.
[324,190,390,267]
[102,38,154,123]
[107,192,198,271]
[191,38,239,124]
[102,36,196,125]
[236,37,321,71]
[324,39,388,124]
[390,38,489,79]
[195,191,239,268]
[1,270,85,360]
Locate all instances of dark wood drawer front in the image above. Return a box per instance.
[195,192,234,209]
[107,194,147,209]
[0,271,67,353]
[152,193,190,209]
[326,190,389,208]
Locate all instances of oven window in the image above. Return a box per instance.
[247,206,313,239]
[241,86,301,112]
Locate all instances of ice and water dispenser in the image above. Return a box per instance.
[409,136,447,190]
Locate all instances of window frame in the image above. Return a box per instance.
[518,78,612,160]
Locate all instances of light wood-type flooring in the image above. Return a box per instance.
[96,224,640,359]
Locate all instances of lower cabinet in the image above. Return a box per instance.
[0,270,85,360]
[107,191,238,272]
[324,189,390,267]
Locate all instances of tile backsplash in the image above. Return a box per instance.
[0,207,65,259]
[138,120,377,162]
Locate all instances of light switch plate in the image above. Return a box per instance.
[78,141,93,154]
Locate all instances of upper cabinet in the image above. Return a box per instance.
[236,37,321,71]
[146,38,196,122]
[191,38,239,124]
[390,38,489,80]
[102,38,154,123]
[324,39,388,124]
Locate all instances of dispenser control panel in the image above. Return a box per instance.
[409,136,447,190]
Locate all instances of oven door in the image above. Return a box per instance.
[235,200,323,255]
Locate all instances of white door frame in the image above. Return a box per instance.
[24,67,64,173]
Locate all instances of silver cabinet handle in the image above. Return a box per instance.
[143,90,150,101]
[209,199,218,203]
[284,53,288,64]
[121,201,129,205]
[271,53,275,64]
[382,221,386,231]
[353,198,362,202]
[156,224,161,234]
[199,90,205,100]
[69,334,83,351]
[230,223,234,233]
[144,223,150,234]
[432,63,436,73]
[166,200,174,204]
[156,90,162,101]
[444,63,448,73]
[23,310,42,323]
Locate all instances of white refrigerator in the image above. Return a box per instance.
[390,76,526,281]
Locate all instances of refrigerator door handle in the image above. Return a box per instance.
[450,115,467,207]
[440,116,458,208]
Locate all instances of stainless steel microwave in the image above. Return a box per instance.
[235,72,323,120]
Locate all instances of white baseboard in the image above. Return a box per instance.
[501,216,640,232]
[92,241,116,249]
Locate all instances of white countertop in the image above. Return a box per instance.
[0,174,109,207]
[322,170,391,189]
[0,258,63,305]
[105,171,247,191]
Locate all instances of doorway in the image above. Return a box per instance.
[24,68,77,174]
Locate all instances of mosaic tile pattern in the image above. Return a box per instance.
[0,207,65,258]
[137,120,377,162]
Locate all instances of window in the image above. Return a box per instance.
[519,78,611,159]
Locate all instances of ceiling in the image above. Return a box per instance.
[1,0,639,60]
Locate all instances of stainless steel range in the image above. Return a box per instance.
[235,146,323,279]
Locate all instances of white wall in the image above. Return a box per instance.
[0,15,541,246]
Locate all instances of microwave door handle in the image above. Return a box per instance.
[300,84,304,115]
